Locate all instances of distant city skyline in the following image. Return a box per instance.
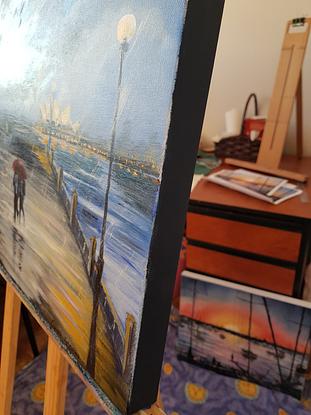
[0,0,187,163]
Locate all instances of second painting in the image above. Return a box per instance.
[178,271,311,401]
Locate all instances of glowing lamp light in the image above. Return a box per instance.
[117,14,136,44]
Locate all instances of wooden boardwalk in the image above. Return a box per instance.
[0,141,128,412]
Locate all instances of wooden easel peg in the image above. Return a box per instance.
[224,157,308,182]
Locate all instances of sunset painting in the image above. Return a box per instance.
[0,0,223,413]
[178,272,311,399]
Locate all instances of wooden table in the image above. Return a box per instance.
[186,156,311,297]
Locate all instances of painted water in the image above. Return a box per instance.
[1,114,159,326]
[177,316,309,399]
[53,138,159,328]
[0,113,161,411]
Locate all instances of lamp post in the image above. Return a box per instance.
[87,14,136,376]
[99,14,136,262]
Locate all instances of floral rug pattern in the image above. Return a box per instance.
[12,324,311,414]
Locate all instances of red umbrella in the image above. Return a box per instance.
[12,159,27,180]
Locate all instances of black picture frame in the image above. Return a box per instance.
[128,1,224,412]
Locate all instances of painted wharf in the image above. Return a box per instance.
[0,115,137,412]
[33,120,160,182]
[46,136,137,381]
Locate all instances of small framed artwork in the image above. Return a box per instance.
[0,1,224,413]
[178,271,311,402]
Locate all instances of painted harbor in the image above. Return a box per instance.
[0,110,159,410]
[178,276,311,400]
[0,88,170,411]
[177,316,310,399]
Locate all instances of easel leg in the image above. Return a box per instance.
[44,337,69,415]
[0,283,21,415]
[296,71,303,159]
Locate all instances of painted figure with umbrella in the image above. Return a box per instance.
[12,159,27,221]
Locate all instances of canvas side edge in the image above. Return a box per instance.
[127,1,225,413]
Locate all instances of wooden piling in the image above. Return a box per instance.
[122,313,136,375]
[57,167,63,192]
[89,237,97,275]
[70,190,78,225]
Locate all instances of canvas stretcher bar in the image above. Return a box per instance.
[0,282,166,415]
[226,17,311,182]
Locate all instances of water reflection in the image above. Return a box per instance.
[12,226,24,272]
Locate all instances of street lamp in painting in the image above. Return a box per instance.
[87,15,137,377]
[100,14,136,262]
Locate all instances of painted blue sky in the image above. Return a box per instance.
[0,0,187,161]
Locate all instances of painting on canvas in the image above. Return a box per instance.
[178,271,311,400]
[0,1,223,413]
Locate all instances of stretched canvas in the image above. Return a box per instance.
[178,271,311,401]
[0,1,223,413]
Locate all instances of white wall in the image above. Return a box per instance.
[201,0,311,155]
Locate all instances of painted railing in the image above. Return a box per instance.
[47,148,135,378]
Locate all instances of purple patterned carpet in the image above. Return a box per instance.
[12,323,311,414]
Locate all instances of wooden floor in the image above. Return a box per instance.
[0,276,48,373]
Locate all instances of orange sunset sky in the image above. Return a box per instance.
[180,279,311,354]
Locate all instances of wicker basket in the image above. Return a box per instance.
[215,135,261,162]
[215,93,263,162]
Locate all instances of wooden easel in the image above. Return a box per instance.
[0,283,165,415]
[226,17,311,182]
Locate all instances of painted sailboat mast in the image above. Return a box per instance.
[187,279,198,361]
[299,326,311,367]
[288,308,305,380]
[247,294,253,376]
[239,293,257,370]
[262,297,284,384]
